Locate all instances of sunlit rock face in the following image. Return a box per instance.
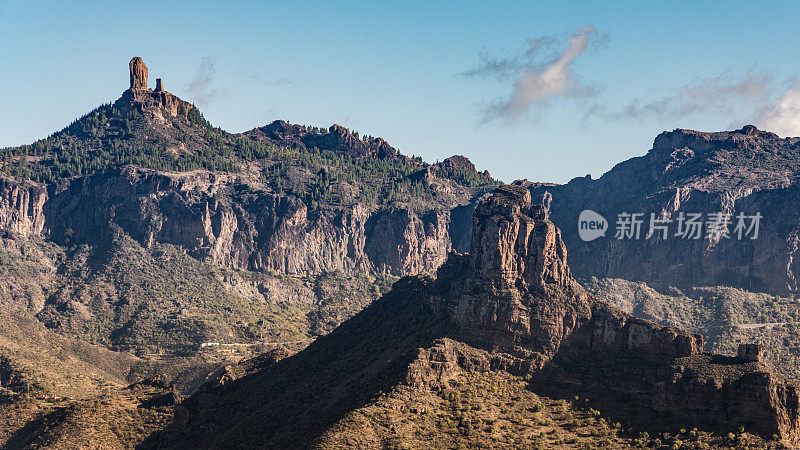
[129,57,148,90]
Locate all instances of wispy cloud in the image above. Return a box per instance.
[464,26,605,123]
[585,69,800,137]
[750,81,800,137]
[186,57,221,107]
[611,70,773,121]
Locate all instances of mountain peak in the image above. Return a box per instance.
[115,57,194,120]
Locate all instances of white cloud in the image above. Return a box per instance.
[614,70,772,120]
[751,82,800,137]
[464,26,603,123]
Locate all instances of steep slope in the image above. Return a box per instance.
[528,125,800,295]
[146,185,799,448]
[0,227,389,354]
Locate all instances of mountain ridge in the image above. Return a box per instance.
[527,124,800,295]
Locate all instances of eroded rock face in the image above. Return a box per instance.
[5,167,472,278]
[430,185,701,365]
[469,186,570,291]
[129,57,148,90]
[158,184,800,447]
[0,177,47,237]
[425,185,799,444]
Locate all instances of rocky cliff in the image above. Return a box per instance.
[428,186,704,367]
[529,125,800,295]
[0,177,46,236]
[0,167,473,278]
[153,185,800,448]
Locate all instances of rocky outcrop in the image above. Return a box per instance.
[529,126,800,295]
[117,57,194,119]
[129,57,148,90]
[739,343,763,362]
[429,185,703,366]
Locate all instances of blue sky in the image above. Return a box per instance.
[2,1,800,183]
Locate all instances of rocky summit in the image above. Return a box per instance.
[117,57,195,121]
[0,57,502,448]
[146,185,800,448]
[432,185,800,444]
[0,57,497,354]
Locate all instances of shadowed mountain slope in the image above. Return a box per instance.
[145,185,800,449]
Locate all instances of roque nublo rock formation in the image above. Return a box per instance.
[118,57,194,119]
[130,56,148,90]
[0,58,490,281]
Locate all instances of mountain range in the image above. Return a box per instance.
[1,57,800,448]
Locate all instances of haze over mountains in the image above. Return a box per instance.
[2,57,800,448]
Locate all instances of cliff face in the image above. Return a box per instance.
[429,185,800,444]
[0,57,496,280]
[0,177,47,236]
[529,126,800,295]
[0,167,473,277]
